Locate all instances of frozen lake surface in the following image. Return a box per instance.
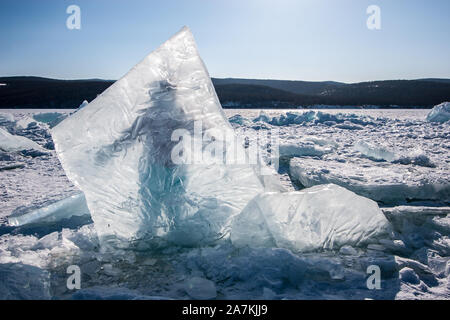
[0,108,449,300]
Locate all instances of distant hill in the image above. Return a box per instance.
[212,78,450,107]
[1,76,449,109]
[0,77,114,109]
[212,78,346,96]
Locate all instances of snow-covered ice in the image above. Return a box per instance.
[1,107,449,300]
[289,157,449,204]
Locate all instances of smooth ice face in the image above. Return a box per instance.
[231,184,390,252]
[8,193,89,227]
[354,140,395,162]
[52,27,265,246]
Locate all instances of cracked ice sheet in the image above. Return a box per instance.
[51,27,268,247]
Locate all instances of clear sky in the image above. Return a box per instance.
[1,0,449,83]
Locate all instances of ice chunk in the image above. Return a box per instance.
[231,184,390,252]
[16,116,36,129]
[426,102,450,123]
[52,27,266,246]
[0,127,48,154]
[393,148,435,168]
[0,162,25,171]
[184,277,217,299]
[289,157,450,204]
[382,205,450,217]
[78,100,89,109]
[8,193,89,226]
[0,112,15,126]
[354,141,435,168]
[228,114,251,126]
[0,263,51,299]
[279,142,332,158]
[354,140,395,162]
[339,245,358,256]
[253,111,271,123]
[399,267,420,284]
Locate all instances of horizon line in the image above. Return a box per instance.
[1,75,450,85]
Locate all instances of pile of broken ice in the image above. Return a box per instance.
[36,27,390,251]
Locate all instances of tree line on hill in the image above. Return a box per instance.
[0,76,449,109]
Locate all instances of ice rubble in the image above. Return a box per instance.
[0,263,51,299]
[52,27,267,246]
[426,102,450,123]
[0,127,48,155]
[184,276,217,299]
[251,110,375,127]
[1,106,449,299]
[289,157,450,204]
[0,112,15,126]
[231,184,390,252]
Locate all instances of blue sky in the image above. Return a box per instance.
[1,0,449,83]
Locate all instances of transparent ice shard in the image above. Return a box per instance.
[0,127,47,153]
[354,140,396,162]
[231,184,390,252]
[426,102,450,123]
[8,193,89,227]
[52,27,266,246]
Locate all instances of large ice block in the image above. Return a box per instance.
[231,184,390,252]
[52,27,266,246]
[426,102,450,123]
